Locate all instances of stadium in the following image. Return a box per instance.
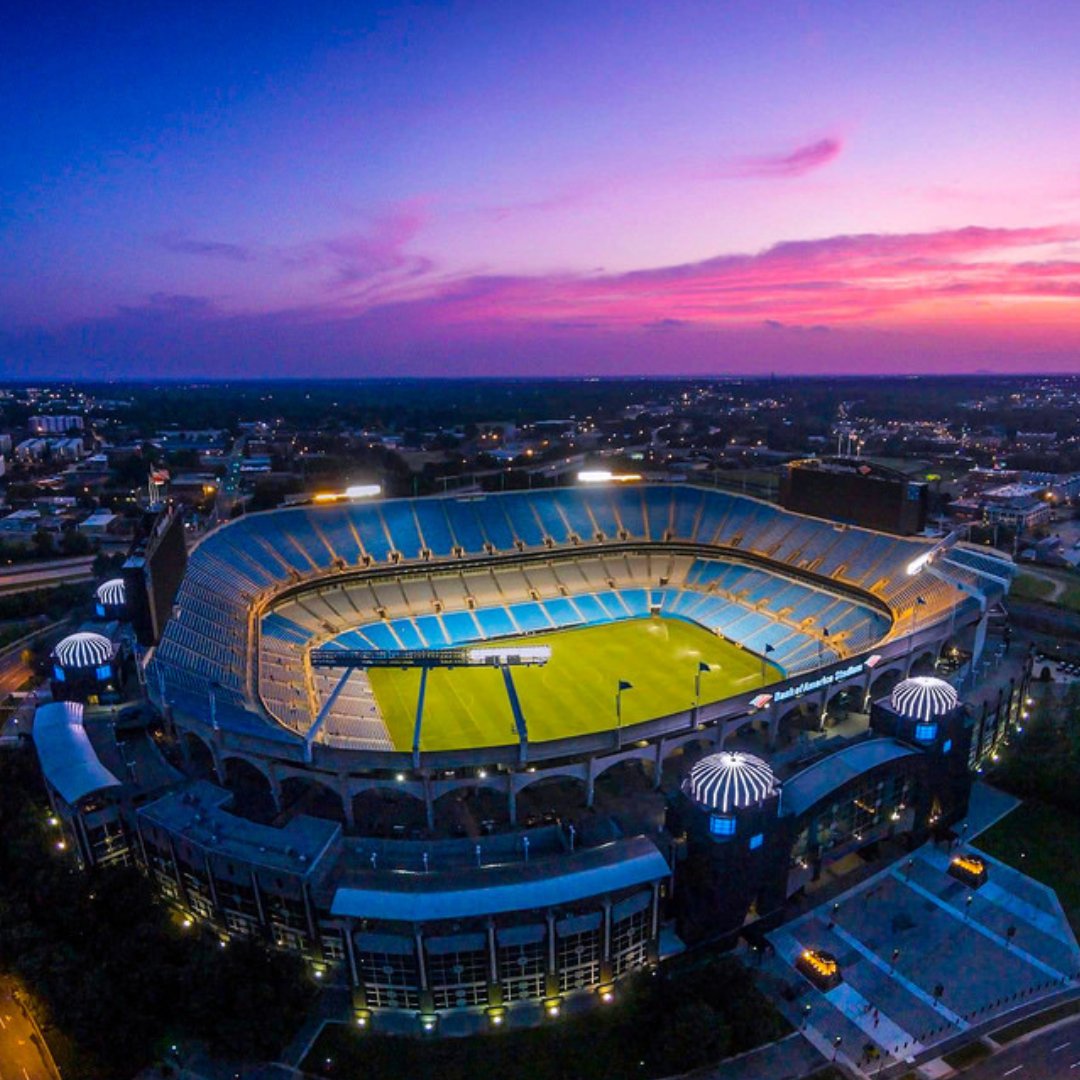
[40,483,1021,1028]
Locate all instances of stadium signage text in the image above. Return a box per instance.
[771,662,865,704]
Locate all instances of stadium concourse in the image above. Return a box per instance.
[35,483,1024,1031]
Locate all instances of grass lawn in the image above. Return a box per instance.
[942,1041,992,1068]
[1011,571,1057,603]
[1012,568,1080,613]
[991,999,1080,1043]
[975,800,1080,936]
[368,616,780,752]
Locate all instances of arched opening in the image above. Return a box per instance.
[280,775,347,826]
[869,667,903,703]
[825,686,863,732]
[909,650,937,677]
[660,736,717,788]
[515,774,587,826]
[351,786,428,838]
[222,756,277,823]
[433,784,509,838]
[180,731,216,780]
[777,702,821,744]
[592,757,662,834]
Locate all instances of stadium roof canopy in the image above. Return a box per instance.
[685,751,777,812]
[329,836,670,921]
[52,631,113,668]
[891,676,959,722]
[95,578,126,605]
[780,738,919,818]
[32,701,122,806]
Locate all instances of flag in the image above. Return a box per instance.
[916,596,927,606]
[698,662,711,673]
[822,626,830,637]
[764,644,775,654]
[618,680,633,691]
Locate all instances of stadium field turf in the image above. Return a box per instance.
[367,616,783,752]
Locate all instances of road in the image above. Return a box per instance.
[0,557,95,597]
[963,1015,1080,1080]
[0,979,60,1080]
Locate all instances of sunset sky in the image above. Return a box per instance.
[3,0,1080,377]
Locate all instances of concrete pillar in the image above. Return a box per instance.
[545,910,558,998]
[586,763,596,808]
[486,920,502,1006]
[653,740,665,790]
[424,776,435,831]
[266,768,283,813]
[600,898,613,984]
[766,704,780,749]
[971,612,989,669]
[507,778,517,826]
[340,782,356,831]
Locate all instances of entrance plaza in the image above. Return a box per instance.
[761,814,1080,1075]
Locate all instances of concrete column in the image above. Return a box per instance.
[266,768,283,813]
[507,777,517,826]
[971,612,989,668]
[653,740,665,790]
[486,920,502,1007]
[545,910,558,998]
[600,899,613,984]
[250,869,268,934]
[648,881,662,963]
[586,761,596,808]
[765,704,780,749]
[338,777,356,830]
[424,776,435,831]
[343,919,361,988]
[210,745,227,787]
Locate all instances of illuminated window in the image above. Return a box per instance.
[709,814,736,836]
[95,603,106,617]
[914,723,938,742]
[53,666,65,682]
[942,738,952,753]
[749,833,764,851]
[96,664,112,681]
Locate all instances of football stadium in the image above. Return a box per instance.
[34,483,1025,1030]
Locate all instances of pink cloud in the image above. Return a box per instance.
[358,222,1079,333]
[723,136,843,179]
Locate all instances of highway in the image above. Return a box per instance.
[0,979,60,1080]
[962,1015,1080,1080]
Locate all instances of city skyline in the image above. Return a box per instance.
[3,1,1080,377]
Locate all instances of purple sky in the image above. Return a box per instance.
[3,0,1080,377]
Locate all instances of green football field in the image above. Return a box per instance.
[366,616,782,752]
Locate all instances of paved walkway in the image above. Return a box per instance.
[763,833,1079,1077]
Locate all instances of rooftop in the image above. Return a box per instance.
[137,780,342,877]
[328,835,670,922]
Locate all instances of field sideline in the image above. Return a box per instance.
[367,616,782,752]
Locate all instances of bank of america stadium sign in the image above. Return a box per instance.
[770,661,867,704]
